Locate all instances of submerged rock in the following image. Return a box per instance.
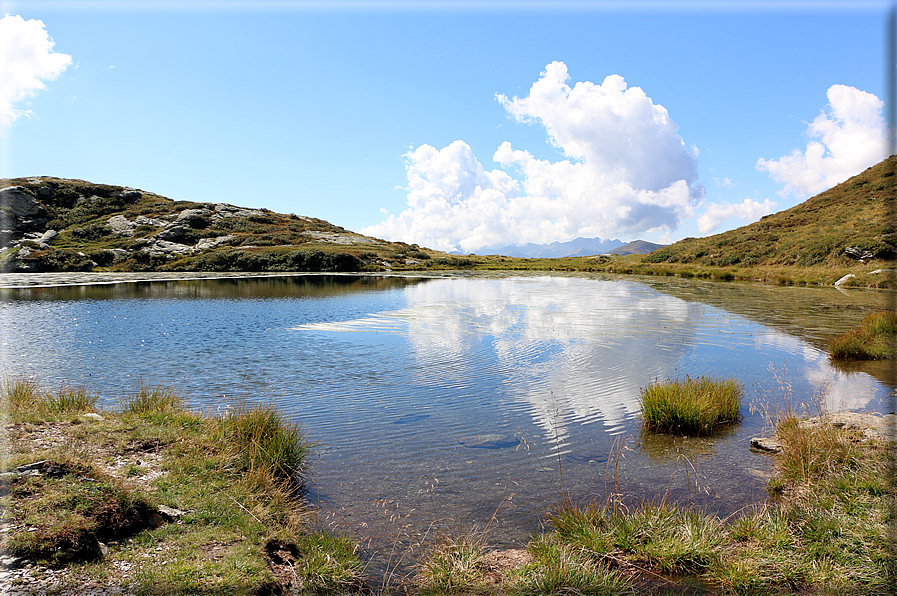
[459,434,519,449]
[750,437,783,453]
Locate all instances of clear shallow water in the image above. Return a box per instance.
[1,272,893,570]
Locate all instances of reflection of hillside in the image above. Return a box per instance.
[639,276,897,389]
[0,274,430,302]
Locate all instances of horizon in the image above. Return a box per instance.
[1,1,893,253]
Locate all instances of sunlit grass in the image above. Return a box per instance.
[215,400,313,490]
[829,310,897,360]
[117,383,183,415]
[640,376,742,435]
[416,531,488,594]
[2,380,361,594]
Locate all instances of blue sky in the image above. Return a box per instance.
[1,1,893,252]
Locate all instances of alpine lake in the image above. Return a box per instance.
[1,271,894,574]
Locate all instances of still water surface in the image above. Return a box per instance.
[1,272,893,567]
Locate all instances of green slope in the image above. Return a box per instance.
[0,176,436,273]
[645,155,896,268]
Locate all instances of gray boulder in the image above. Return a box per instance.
[134,215,168,228]
[0,186,48,235]
[107,215,135,237]
[38,229,58,246]
[155,225,189,242]
[144,240,196,256]
[195,235,235,250]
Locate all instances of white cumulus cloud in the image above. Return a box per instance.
[363,62,703,253]
[0,15,72,132]
[697,197,777,234]
[756,85,889,198]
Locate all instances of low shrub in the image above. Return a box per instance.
[640,376,742,435]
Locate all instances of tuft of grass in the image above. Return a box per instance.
[2,377,42,412]
[549,502,725,575]
[640,376,742,435]
[416,531,488,594]
[3,379,98,417]
[509,534,632,595]
[772,414,862,484]
[117,383,183,415]
[38,385,98,416]
[829,310,897,360]
[216,400,313,489]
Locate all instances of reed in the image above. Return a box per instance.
[640,376,742,435]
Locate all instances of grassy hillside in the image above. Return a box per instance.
[0,176,439,273]
[644,155,896,268]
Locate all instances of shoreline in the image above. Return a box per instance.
[2,375,894,594]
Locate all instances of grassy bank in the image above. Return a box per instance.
[829,310,897,360]
[3,380,894,594]
[415,410,895,595]
[422,253,896,288]
[1,380,363,595]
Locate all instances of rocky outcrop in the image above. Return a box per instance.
[306,231,383,245]
[107,214,135,237]
[751,411,895,454]
[195,235,235,250]
[212,204,268,220]
[0,186,49,239]
[142,239,197,257]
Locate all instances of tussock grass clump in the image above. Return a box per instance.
[117,383,183,415]
[509,534,632,595]
[3,378,98,417]
[216,401,313,488]
[640,376,742,435]
[38,386,98,415]
[2,377,42,412]
[416,531,488,594]
[549,502,725,575]
[829,310,897,360]
[771,415,865,484]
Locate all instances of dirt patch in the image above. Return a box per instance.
[263,539,302,587]
[201,540,235,562]
[125,438,166,453]
[477,548,532,587]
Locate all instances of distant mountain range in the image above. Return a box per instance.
[469,237,663,258]
[608,240,666,256]
[471,237,623,258]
